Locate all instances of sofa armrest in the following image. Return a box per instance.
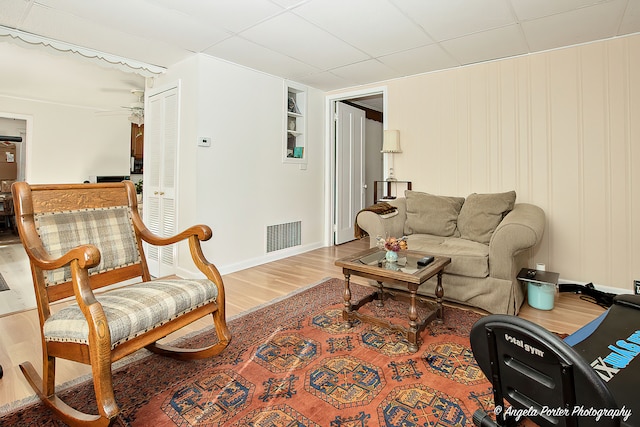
[489,203,545,279]
[356,198,407,247]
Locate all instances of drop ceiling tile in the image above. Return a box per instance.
[136,17,231,53]
[21,4,189,66]
[0,0,32,26]
[31,0,232,53]
[441,25,528,66]
[510,0,613,21]
[394,0,516,41]
[239,11,370,70]
[293,0,432,57]
[521,0,628,52]
[269,0,310,9]
[146,0,286,33]
[295,70,358,91]
[203,36,319,80]
[329,59,398,86]
[34,0,283,35]
[378,43,459,76]
[619,0,640,35]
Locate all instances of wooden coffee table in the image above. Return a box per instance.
[335,247,451,352]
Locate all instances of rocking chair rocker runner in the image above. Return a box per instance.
[12,181,232,426]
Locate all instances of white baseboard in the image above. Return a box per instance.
[217,241,325,275]
[175,241,326,278]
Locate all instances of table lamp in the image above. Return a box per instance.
[381,129,401,181]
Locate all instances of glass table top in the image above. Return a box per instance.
[354,250,428,274]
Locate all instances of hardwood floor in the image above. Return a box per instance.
[0,237,606,409]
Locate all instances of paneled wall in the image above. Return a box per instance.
[375,34,640,291]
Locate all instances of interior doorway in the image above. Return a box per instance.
[327,87,386,246]
[0,116,28,184]
[0,115,28,244]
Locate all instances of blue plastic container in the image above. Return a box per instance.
[527,281,556,310]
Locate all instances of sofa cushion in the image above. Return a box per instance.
[457,191,516,245]
[404,191,465,237]
[407,234,489,278]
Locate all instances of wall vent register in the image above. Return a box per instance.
[267,221,301,253]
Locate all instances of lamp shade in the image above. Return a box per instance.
[381,130,401,153]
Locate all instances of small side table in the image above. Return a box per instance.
[373,180,412,204]
[517,268,560,311]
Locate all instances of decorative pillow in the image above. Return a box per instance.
[404,190,465,237]
[457,191,516,245]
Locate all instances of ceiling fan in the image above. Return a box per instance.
[124,89,144,126]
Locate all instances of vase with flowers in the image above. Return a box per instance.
[376,235,408,263]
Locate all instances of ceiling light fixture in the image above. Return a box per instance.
[127,90,144,125]
[128,111,144,126]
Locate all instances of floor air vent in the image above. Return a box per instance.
[267,221,301,253]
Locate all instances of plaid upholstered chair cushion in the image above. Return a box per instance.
[34,207,141,286]
[44,279,218,348]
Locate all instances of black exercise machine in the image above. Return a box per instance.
[470,294,640,427]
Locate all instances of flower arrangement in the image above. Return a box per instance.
[376,235,408,252]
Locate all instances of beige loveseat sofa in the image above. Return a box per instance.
[355,190,545,315]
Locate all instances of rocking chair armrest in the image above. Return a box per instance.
[26,243,101,271]
[188,233,224,281]
[138,224,213,246]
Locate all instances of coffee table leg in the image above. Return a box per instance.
[435,271,444,325]
[376,281,384,307]
[407,288,418,353]
[342,273,352,327]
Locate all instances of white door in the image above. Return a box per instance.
[144,86,178,277]
[335,102,366,244]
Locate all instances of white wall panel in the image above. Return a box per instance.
[579,42,609,284]
[548,49,583,279]
[629,36,640,286]
[606,40,632,290]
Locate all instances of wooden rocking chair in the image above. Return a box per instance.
[12,181,232,426]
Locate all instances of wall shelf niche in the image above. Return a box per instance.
[283,82,306,164]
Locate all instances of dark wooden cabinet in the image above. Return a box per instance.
[374,180,412,203]
[131,123,144,173]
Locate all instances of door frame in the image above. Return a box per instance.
[325,86,387,246]
[0,112,32,182]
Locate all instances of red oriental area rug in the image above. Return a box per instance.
[0,278,494,426]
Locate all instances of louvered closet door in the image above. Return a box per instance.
[144,86,178,278]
